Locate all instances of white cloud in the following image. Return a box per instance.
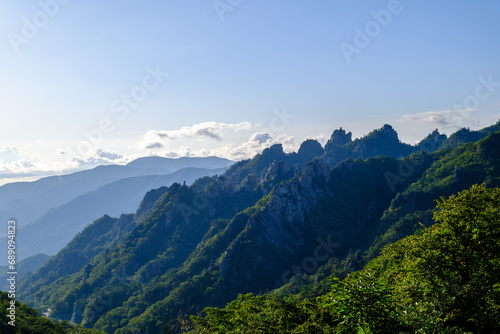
[306,134,329,146]
[181,132,296,161]
[0,121,305,185]
[138,120,299,161]
[70,148,126,167]
[139,121,269,160]
[249,132,272,144]
[0,147,129,185]
[145,142,164,150]
[404,109,480,129]
[145,121,253,145]
[0,159,66,181]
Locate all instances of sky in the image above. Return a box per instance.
[0,0,499,185]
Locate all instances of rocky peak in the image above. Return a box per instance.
[326,127,352,147]
[219,158,333,277]
[418,129,447,152]
[297,139,324,158]
[379,124,399,141]
[262,144,285,158]
[429,129,442,139]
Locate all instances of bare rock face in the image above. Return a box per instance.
[325,127,352,149]
[218,247,234,276]
[241,175,259,190]
[57,250,85,275]
[429,129,445,142]
[262,144,285,157]
[289,164,302,179]
[218,158,333,278]
[216,175,235,196]
[324,128,352,167]
[252,179,308,252]
[261,160,289,185]
[71,302,86,324]
[140,260,162,283]
[260,160,304,193]
[300,158,331,186]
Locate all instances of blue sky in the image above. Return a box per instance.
[0,0,499,185]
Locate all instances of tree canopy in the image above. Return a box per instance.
[189,184,500,333]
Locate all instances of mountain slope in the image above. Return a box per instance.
[0,291,104,333]
[18,124,500,333]
[0,156,233,232]
[0,167,227,264]
[278,130,500,300]
[19,185,172,310]
[106,153,432,333]
[188,185,500,334]
[364,129,500,262]
[439,120,500,149]
[0,253,51,292]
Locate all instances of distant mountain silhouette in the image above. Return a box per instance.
[0,253,50,291]
[0,156,233,232]
[324,124,417,166]
[439,120,500,149]
[0,167,227,264]
[17,121,500,333]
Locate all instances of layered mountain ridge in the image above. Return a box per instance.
[0,167,228,264]
[0,156,233,231]
[13,121,500,333]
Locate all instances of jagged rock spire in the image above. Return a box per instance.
[326,127,352,147]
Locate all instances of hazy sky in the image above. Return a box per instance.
[1,0,499,185]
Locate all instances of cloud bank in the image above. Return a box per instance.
[404,109,480,129]
[0,121,301,185]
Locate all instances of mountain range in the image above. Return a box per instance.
[6,121,500,333]
[0,167,229,265]
[0,157,233,266]
[0,156,233,231]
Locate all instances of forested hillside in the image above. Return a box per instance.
[0,291,104,334]
[13,123,500,333]
[189,185,500,333]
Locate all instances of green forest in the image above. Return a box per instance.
[186,185,500,333]
[2,123,500,333]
